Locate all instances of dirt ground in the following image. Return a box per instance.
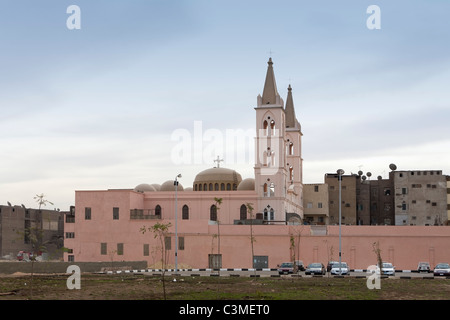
[1,272,450,300]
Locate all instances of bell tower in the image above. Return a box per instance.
[254,58,303,223]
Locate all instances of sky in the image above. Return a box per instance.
[1,0,450,210]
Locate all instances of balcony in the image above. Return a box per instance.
[130,209,161,220]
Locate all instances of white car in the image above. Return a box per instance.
[380,262,395,275]
[330,262,349,275]
[433,263,450,276]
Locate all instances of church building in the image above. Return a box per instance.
[64,58,305,268]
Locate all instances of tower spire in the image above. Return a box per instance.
[261,58,280,105]
[285,84,301,130]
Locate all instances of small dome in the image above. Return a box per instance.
[237,178,255,191]
[151,183,161,191]
[160,180,184,191]
[134,183,157,192]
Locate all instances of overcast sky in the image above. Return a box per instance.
[1,0,450,210]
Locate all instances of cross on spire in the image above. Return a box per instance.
[214,156,224,168]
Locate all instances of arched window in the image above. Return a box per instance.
[289,142,294,155]
[155,205,161,217]
[269,183,275,196]
[263,120,268,135]
[226,183,231,190]
[204,183,207,191]
[199,184,203,191]
[215,183,219,191]
[263,183,268,197]
[240,204,247,220]
[269,208,274,221]
[270,120,275,135]
[263,208,268,220]
[209,183,213,191]
[289,166,294,180]
[210,205,217,221]
[220,183,225,191]
[194,184,198,191]
[182,205,189,220]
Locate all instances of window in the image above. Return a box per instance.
[288,142,294,155]
[307,202,313,209]
[68,255,74,262]
[263,183,268,197]
[113,207,119,220]
[155,205,161,217]
[66,232,75,239]
[117,243,123,255]
[318,202,323,209]
[209,183,213,191]
[402,187,408,195]
[210,205,217,221]
[314,185,319,192]
[164,237,171,250]
[240,204,247,220]
[143,244,149,256]
[182,205,189,220]
[221,183,225,191]
[215,183,219,191]
[178,237,185,250]
[402,202,407,211]
[101,243,107,255]
[85,207,91,220]
[289,166,293,180]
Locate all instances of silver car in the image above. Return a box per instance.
[305,263,326,275]
[380,262,395,275]
[433,263,450,276]
[330,262,349,275]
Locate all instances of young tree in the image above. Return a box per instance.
[213,197,223,269]
[372,241,383,273]
[140,222,172,300]
[246,203,256,269]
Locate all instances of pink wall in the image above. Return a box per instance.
[65,190,450,270]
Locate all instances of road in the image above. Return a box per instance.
[126,269,442,279]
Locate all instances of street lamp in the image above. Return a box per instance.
[337,169,345,275]
[174,173,182,275]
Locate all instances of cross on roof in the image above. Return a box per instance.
[214,156,224,168]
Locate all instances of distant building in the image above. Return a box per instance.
[0,205,65,259]
[392,170,447,225]
[325,173,359,225]
[303,183,329,225]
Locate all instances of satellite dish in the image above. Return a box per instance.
[7,201,11,206]
[389,163,397,171]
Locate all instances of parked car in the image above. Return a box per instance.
[379,262,395,275]
[417,262,431,273]
[277,262,294,275]
[305,263,326,275]
[433,263,450,276]
[330,262,349,275]
[327,261,338,272]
